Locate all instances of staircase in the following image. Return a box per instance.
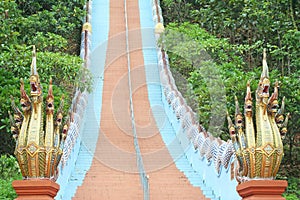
[56,0,221,199]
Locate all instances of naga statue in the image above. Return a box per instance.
[9,46,69,179]
[227,49,289,181]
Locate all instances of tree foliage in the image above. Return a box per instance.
[0,0,90,155]
[161,0,300,74]
[160,0,299,197]
[0,155,22,199]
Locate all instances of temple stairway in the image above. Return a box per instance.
[57,0,214,199]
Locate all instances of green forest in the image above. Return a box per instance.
[160,0,299,199]
[0,0,299,199]
[0,0,87,198]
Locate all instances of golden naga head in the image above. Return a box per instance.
[227,49,289,181]
[9,46,69,179]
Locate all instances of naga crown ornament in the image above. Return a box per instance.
[9,46,69,179]
[227,49,289,181]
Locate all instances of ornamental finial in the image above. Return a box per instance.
[228,49,288,182]
[30,45,37,76]
[261,48,269,79]
[12,48,67,179]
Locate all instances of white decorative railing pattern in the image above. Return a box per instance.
[151,0,235,175]
[60,91,88,167]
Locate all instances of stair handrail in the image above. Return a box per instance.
[124,0,149,199]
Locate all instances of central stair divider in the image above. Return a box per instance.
[124,0,149,199]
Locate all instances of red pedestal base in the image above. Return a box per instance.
[12,179,59,200]
[237,180,288,200]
